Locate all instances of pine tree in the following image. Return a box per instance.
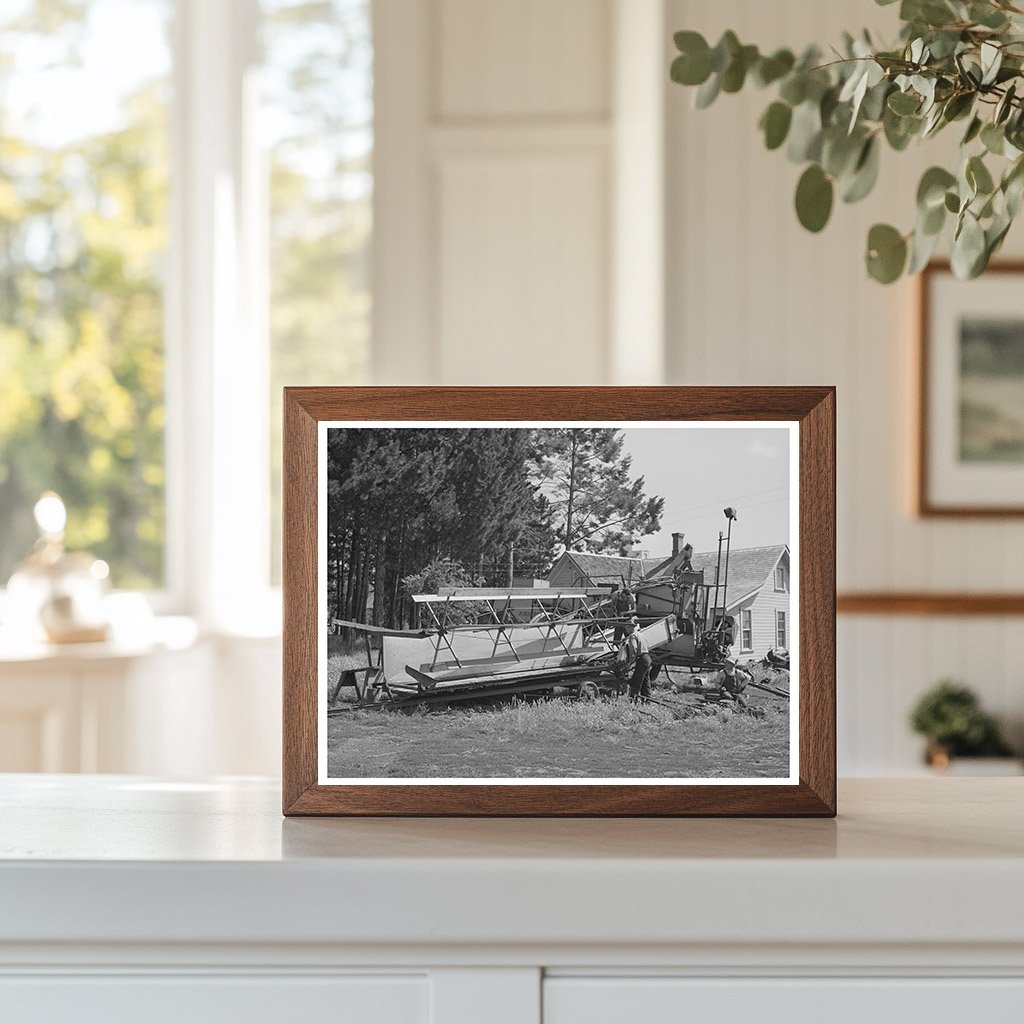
[530,428,664,555]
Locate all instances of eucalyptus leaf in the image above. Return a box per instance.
[927,30,963,60]
[721,44,759,93]
[970,2,1009,30]
[795,164,834,232]
[866,223,908,283]
[921,103,942,138]
[760,101,793,150]
[920,199,946,235]
[884,106,922,150]
[967,154,995,195]
[981,122,1006,155]
[888,90,921,115]
[917,166,957,210]
[820,85,841,126]
[694,73,721,109]
[779,73,807,106]
[980,42,1002,86]
[842,137,881,203]
[1006,173,1024,218]
[861,79,892,122]
[710,31,740,73]
[962,115,983,145]
[942,91,974,122]
[996,82,1017,124]
[1004,158,1024,216]
[671,50,712,87]
[914,75,937,111]
[787,101,823,162]
[754,49,795,87]
[908,222,942,273]
[952,212,987,278]
[822,129,863,178]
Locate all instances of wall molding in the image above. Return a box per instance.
[838,592,1024,616]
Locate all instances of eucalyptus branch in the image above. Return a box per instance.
[670,0,1024,283]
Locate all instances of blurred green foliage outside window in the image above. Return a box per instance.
[0,0,171,588]
[264,0,372,582]
[0,0,372,593]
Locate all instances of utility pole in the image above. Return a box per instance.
[712,531,723,630]
[721,507,738,620]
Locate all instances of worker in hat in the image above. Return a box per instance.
[621,616,653,702]
[611,585,637,644]
[712,656,752,708]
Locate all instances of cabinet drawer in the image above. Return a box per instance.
[544,977,1024,1024]
[0,974,427,1024]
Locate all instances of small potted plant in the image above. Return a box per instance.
[910,680,1020,773]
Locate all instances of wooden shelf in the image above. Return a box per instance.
[838,593,1024,616]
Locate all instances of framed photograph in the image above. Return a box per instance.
[283,387,835,816]
[917,261,1024,516]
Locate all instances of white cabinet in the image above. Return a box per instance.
[1,778,1022,1024]
[0,975,428,1024]
[545,977,1024,1024]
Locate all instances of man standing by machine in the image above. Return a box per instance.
[621,617,652,702]
[611,585,636,644]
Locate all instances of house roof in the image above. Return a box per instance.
[552,550,663,585]
[646,544,789,609]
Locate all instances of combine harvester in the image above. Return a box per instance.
[329,588,623,712]
[328,509,787,713]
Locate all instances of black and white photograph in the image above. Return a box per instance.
[318,422,797,784]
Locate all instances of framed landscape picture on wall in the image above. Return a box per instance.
[918,262,1024,516]
[282,387,836,817]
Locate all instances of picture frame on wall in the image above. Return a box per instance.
[282,387,836,817]
[917,261,1024,517]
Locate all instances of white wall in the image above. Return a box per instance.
[80,0,1014,779]
[664,0,1024,771]
[373,0,665,387]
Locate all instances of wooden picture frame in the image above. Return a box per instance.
[917,260,1024,517]
[283,387,836,816]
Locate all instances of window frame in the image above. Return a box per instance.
[774,563,787,592]
[775,609,788,650]
[163,0,276,630]
[740,607,752,652]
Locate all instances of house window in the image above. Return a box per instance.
[774,564,787,592]
[740,608,752,652]
[775,609,788,650]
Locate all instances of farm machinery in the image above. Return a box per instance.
[328,509,789,713]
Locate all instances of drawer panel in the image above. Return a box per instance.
[544,977,1024,1024]
[0,974,427,1024]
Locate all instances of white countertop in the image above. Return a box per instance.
[1,775,1022,952]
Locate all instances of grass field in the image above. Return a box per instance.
[326,686,790,780]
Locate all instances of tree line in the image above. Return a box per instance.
[327,427,664,631]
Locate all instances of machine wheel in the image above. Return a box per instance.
[577,681,600,702]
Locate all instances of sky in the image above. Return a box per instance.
[620,425,792,557]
